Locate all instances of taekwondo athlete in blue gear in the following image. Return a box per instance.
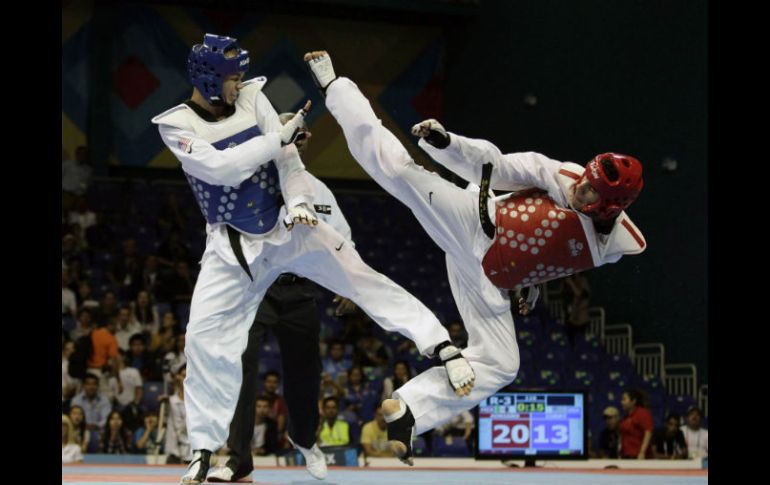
[152,34,476,485]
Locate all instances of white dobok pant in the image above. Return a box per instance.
[326,77,521,434]
[185,219,451,451]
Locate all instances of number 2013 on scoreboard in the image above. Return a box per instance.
[491,420,570,449]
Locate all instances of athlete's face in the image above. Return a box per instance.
[569,177,600,211]
[222,72,245,106]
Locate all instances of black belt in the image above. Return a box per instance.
[479,162,496,239]
[226,225,253,281]
[275,273,305,285]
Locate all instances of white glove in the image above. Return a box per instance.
[304,51,338,91]
[279,101,311,146]
[438,343,475,396]
[516,285,541,315]
[523,284,541,309]
[411,119,450,148]
[283,203,318,231]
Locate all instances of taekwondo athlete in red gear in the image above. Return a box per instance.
[304,50,645,465]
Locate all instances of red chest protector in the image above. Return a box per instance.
[481,190,595,290]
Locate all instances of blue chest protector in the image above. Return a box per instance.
[184,125,281,235]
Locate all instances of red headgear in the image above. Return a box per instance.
[580,153,643,220]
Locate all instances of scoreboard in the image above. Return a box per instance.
[475,391,587,459]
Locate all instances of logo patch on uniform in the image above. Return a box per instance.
[568,238,585,257]
[178,137,193,154]
[314,204,332,215]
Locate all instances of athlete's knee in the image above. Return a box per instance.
[495,351,521,381]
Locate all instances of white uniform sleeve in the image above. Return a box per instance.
[419,134,564,193]
[254,91,315,208]
[158,124,282,188]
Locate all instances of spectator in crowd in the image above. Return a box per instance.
[149,312,178,353]
[165,363,191,463]
[156,228,193,269]
[651,413,688,459]
[120,385,146,436]
[62,414,84,464]
[65,258,88,288]
[85,212,114,252]
[342,366,376,421]
[381,360,412,401]
[71,373,111,430]
[360,404,394,458]
[319,372,344,401]
[681,406,708,459]
[100,411,132,454]
[598,406,621,458]
[127,333,163,381]
[62,145,92,196]
[98,291,120,323]
[62,235,85,270]
[141,255,161,300]
[114,307,143,352]
[322,339,352,384]
[156,192,187,236]
[62,271,77,319]
[252,395,279,456]
[434,409,475,452]
[562,273,591,347]
[67,196,97,243]
[76,281,100,311]
[68,405,90,454]
[109,238,144,301]
[131,290,160,333]
[62,339,78,404]
[162,333,186,395]
[353,332,390,371]
[133,410,163,455]
[109,350,143,409]
[317,397,350,447]
[156,261,194,305]
[70,308,94,342]
[86,317,121,398]
[619,389,654,459]
[263,371,289,440]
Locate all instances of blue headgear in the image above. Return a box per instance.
[187,33,250,103]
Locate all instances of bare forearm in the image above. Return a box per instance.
[639,431,652,457]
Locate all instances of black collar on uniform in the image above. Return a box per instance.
[184,99,234,122]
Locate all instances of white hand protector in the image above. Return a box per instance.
[305,52,338,91]
[279,102,311,146]
[283,203,318,230]
[410,119,450,148]
[518,284,541,311]
[437,343,475,396]
[523,284,541,310]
